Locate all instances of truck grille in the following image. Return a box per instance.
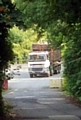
[32,68,42,71]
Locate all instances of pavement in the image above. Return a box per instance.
[3,86,81,120]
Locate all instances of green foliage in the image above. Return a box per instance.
[14,0,52,29]
[8,26,24,43]
[47,20,67,49]
[8,26,38,63]
[63,24,81,98]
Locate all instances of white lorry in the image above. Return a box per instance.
[28,43,61,77]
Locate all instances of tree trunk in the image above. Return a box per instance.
[0,70,6,117]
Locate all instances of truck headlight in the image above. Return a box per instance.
[43,67,49,71]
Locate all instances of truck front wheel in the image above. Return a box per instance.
[46,70,50,77]
[30,74,33,78]
[54,70,58,74]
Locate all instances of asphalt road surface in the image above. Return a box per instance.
[3,64,81,120]
[7,64,62,90]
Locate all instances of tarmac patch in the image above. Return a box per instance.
[37,97,65,104]
[48,115,80,120]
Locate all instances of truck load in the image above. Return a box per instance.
[28,43,61,77]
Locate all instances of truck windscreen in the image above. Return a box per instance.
[29,54,46,62]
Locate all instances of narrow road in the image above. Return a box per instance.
[3,64,81,120]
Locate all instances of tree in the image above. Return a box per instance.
[0,0,24,117]
[8,26,38,63]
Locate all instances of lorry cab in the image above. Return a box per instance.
[28,51,51,77]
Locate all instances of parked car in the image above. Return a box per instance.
[5,68,14,80]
